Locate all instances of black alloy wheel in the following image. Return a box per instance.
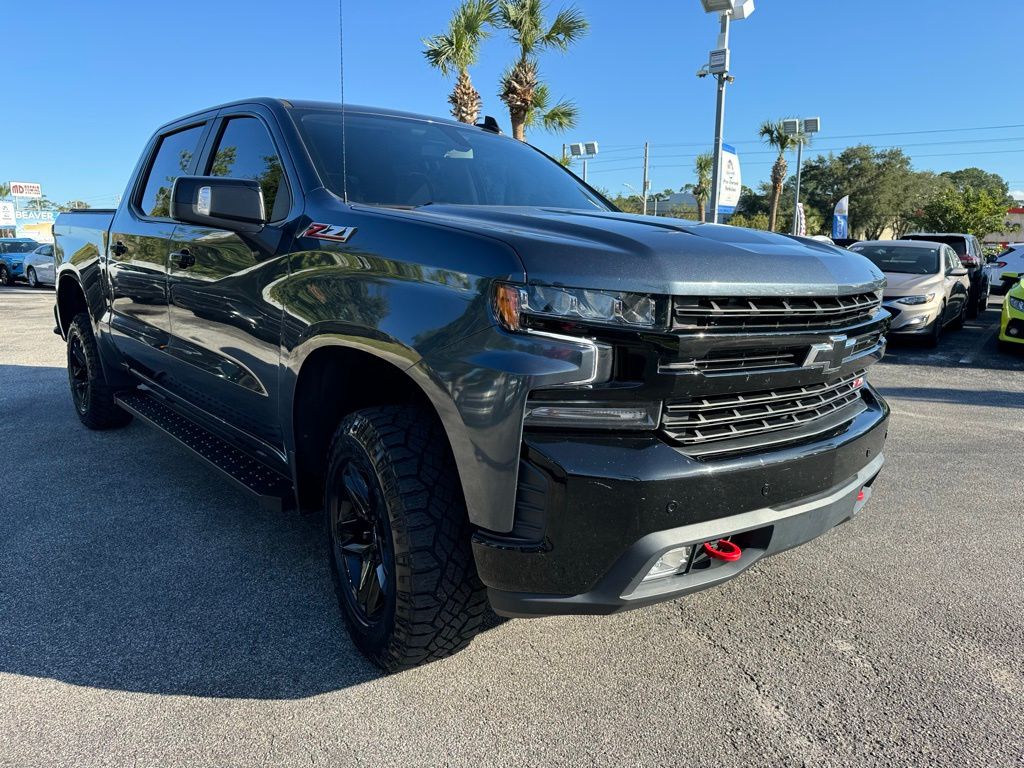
[328,457,394,626]
[68,333,91,415]
[65,312,132,429]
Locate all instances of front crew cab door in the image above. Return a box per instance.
[107,117,213,380]
[164,108,296,452]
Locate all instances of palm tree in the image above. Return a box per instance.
[423,0,497,125]
[495,0,588,141]
[759,119,808,232]
[0,183,9,199]
[682,152,714,223]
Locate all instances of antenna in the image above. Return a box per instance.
[338,0,348,203]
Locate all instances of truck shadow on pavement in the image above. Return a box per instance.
[0,363,429,698]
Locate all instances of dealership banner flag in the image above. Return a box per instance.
[832,195,850,239]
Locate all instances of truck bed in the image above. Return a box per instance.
[53,209,115,270]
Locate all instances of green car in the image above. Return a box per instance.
[998,279,1024,351]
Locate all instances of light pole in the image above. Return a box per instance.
[568,141,599,184]
[782,117,820,235]
[697,0,755,224]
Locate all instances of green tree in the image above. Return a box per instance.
[0,183,9,199]
[681,152,713,223]
[940,167,1011,204]
[57,200,91,211]
[495,0,588,141]
[794,145,920,239]
[758,120,809,232]
[423,0,497,125]
[22,197,55,211]
[728,212,770,230]
[912,187,1013,238]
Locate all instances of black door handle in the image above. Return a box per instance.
[111,241,128,257]
[171,249,195,269]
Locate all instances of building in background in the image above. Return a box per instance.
[983,207,1024,246]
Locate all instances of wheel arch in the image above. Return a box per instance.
[55,273,89,337]
[288,342,467,516]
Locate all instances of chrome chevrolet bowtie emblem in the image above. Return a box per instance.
[804,334,855,373]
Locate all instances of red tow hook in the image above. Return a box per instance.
[703,539,742,562]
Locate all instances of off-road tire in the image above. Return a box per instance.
[325,406,487,671]
[67,312,132,430]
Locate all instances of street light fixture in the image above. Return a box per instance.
[697,0,755,224]
[783,117,821,235]
[568,141,599,183]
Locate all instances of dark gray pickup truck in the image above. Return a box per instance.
[53,98,889,670]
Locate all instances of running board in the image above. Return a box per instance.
[114,390,294,513]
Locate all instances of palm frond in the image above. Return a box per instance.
[541,6,589,51]
[540,98,578,133]
[424,0,497,75]
[423,33,459,76]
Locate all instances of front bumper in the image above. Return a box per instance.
[477,386,889,617]
[999,296,1024,344]
[883,300,940,334]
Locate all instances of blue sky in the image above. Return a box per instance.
[4,0,1023,207]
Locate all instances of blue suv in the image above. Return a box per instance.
[0,238,41,285]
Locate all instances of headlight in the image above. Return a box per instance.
[494,283,662,331]
[896,293,936,306]
[1009,296,1024,313]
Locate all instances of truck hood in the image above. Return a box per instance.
[881,272,941,297]
[399,205,886,297]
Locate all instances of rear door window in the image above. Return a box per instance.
[138,124,207,218]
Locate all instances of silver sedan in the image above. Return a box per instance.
[23,244,56,288]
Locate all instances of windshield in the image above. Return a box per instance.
[2,241,39,254]
[291,109,610,211]
[851,244,939,275]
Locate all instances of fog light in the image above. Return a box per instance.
[643,546,692,581]
[906,315,927,326]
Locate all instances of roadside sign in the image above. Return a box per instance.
[8,181,42,199]
[718,144,742,214]
[0,201,15,227]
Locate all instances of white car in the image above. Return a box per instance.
[24,243,56,288]
[985,244,1024,294]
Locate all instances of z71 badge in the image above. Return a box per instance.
[301,223,357,243]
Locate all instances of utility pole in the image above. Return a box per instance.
[642,142,650,216]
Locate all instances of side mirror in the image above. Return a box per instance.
[949,267,969,277]
[170,176,266,234]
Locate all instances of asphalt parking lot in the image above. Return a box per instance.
[1,285,1022,767]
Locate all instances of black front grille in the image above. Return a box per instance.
[673,293,881,332]
[660,329,885,376]
[662,371,867,454]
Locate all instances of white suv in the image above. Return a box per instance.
[985,244,1024,294]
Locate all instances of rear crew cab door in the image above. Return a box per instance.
[107,117,214,380]
[163,106,299,451]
